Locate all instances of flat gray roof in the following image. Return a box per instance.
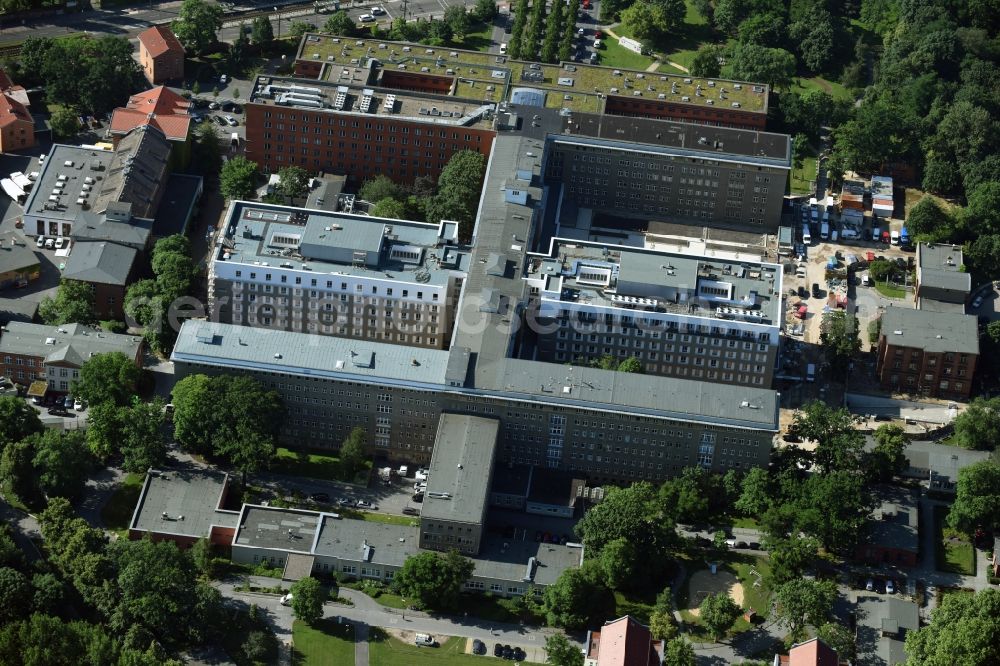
[0,321,142,367]
[61,241,138,286]
[23,144,115,222]
[421,415,498,524]
[235,505,320,553]
[880,306,979,355]
[172,321,780,431]
[216,201,468,287]
[152,173,203,237]
[130,468,239,539]
[856,596,918,666]
[475,533,583,586]
[560,113,791,167]
[863,486,918,552]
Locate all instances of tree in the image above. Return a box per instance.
[649,608,679,641]
[790,401,864,473]
[737,13,786,47]
[371,197,408,219]
[243,629,279,663]
[729,44,797,89]
[472,0,498,21]
[691,44,723,78]
[277,165,310,202]
[575,482,674,567]
[820,311,861,373]
[774,579,837,635]
[173,0,223,54]
[73,352,142,407]
[289,577,324,625]
[85,402,124,462]
[598,537,640,590]
[865,424,908,482]
[171,374,216,454]
[767,536,819,584]
[816,622,855,662]
[37,36,143,116]
[616,356,643,373]
[190,537,215,578]
[788,7,836,73]
[544,633,583,666]
[0,396,42,450]
[792,471,872,551]
[952,397,1000,451]
[359,174,404,203]
[947,461,1000,533]
[444,5,471,38]
[699,592,742,640]
[31,572,67,615]
[735,467,771,517]
[339,427,367,479]
[251,15,274,44]
[50,106,81,140]
[966,235,1000,279]
[543,562,615,629]
[220,156,259,200]
[31,429,91,500]
[38,279,96,325]
[392,550,474,610]
[620,2,671,42]
[662,638,696,666]
[426,150,486,241]
[288,21,317,41]
[906,197,953,238]
[0,441,39,506]
[324,11,355,36]
[0,568,31,625]
[905,588,1000,666]
[192,121,223,176]
[119,400,168,473]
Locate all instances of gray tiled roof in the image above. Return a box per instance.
[0,322,142,367]
[880,306,979,355]
[62,241,138,286]
[95,124,171,219]
[73,210,152,249]
[0,232,39,274]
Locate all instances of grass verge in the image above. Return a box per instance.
[874,281,907,299]
[271,446,370,484]
[792,76,854,102]
[99,472,144,535]
[293,618,356,666]
[597,39,655,70]
[790,155,818,194]
[369,631,541,665]
[934,505,975,576]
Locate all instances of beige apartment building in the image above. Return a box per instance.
[208,202,468,349]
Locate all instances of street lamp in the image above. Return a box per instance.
[274,7,281,40]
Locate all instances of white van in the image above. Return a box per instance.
[802,224,812,245]
[415,634,437,647]
[806,363,816,382]
[499,42,508,54]
[593,39,602,48]
[890,229,900,245]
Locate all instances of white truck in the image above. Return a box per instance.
[10,171,32,191]
[1,178,25,204]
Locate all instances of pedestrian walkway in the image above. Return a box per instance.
[354,621,370,666]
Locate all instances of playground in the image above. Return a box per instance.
[682,557,770,623]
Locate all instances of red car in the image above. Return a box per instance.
[881,230,891,243]
[594,30,603,38]
[794,304,808,319]
[582,0,591,8]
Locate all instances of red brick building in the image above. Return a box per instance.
[0,68,34,153]
[110,86,192,168]
[137,25,185,85]
[584,616,663,666]
[244,78,495,184]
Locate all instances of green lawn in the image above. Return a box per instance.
[614,590,657,623]
[293,618,356,666]
[271,447,370,483]
[790,155,818,194]
[369,632,540,666]
[792,76,854,102]
[100,472,144,535]
[874,281,907,299]
[458,22,494,52]
[934,506,976,576]
[597,38,656,70]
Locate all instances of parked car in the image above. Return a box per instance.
[47,407,68,416]
[336,497,352,506]
[63,396,74,409]
[45,238,55,249]
[411,492,423,502]
[214,116,227,126]
[310,492,330,503]
[219,74,228,84]
[402,507,419,515]
[36,235,45,248]
[866,578,874,591]
[811,282,821,298]
[414,633,437,647]
[359,13,375,21]
[208,101,220,110]
[886,579,896,594]
[494,643,504,657]
[798,285,807,298]
[225,115,238,126]
[355,500,376,509]
[370,5,386,14]
[56,237,69,249]
[280,593,293,606]
[502,645,514,659]
[513,647,526,661]
[972,295,984,308]
[221,101,235,112]
[73,398,85,411]
[472,639,486,655]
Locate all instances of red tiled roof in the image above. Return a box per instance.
[110,86,191,141]
[138,25,184,59]
[126,86,190,116]
[789,638,840,666]
[0,93,32,128]
[594,616,659,666]
[110,108,190,141]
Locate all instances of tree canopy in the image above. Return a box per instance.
[544,633,584,666]
[39,279,97,326]
[774,579,837,636]
[173,0,223,54]
[905,588,1000,666]
[947,461,1000,533]
[289,577,324,625]
[699,592,742,640]
[72,352,143,408]
[220,156,259,201]
[391,550,473,611]
[425,150,487,241]
[543,561,615,630]
[951,397,1000,451]
[0,396,43,450]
